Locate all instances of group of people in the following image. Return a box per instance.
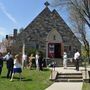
[0,52,23,81]
[0,51,44,81]
[28,52,43,71]
[0,49,80,81]
[63,49,80,71]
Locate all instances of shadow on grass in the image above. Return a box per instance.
[22,78,32,82]
[29,67,50,71]
[1,76,7,79]
[1,76,25,79]
[42,68,49,71]
[1,76,32,82]
[13,77,32,82]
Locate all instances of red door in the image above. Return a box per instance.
[48,43,62,58]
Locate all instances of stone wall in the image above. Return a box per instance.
[14,6,81,57]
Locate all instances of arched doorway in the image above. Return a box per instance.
[46,29,63,58]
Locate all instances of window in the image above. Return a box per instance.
[53,35,56,40]
[36,43,39,49]
[64,45,72,51]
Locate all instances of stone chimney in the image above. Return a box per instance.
[6,35,8,39]
[13,29,17,37]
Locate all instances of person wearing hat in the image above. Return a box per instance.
[63,52,68,69]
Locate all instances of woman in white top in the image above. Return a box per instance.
[10,54,22,81]
[63,52,68,69]
[35,53,39,70]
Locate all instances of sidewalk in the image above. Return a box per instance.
[45,67,90,90]
[45,82,83,90]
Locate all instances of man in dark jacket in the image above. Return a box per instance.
[6,57,14,78]
[4,52,14,78]
[38,53,43,71]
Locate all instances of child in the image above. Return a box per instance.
[10,54,22,81]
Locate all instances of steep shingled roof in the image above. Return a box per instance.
[16,2,81,47]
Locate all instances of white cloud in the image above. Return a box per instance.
[0,2,17,24]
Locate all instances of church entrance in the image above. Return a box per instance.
[48,43,61,58]
[54,43,61,58]
[46,29,63,59]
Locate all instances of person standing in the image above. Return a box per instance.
[22,54,27,68]
[74,49,80,71]
[35,52,39,70]
[10,54,22,81]
[63,52,68,69]
[0,52,3,75]
[28,54,35,69]
[3,52,13,78]
[38,53,43,71]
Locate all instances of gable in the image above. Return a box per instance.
[51,9,81,46]
[46,28,62,43]
[15,4,81,49]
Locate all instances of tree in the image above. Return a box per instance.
[51,0,90,60]
[51,0,90,80]
[69,6,89,58]
[51,0,90,28]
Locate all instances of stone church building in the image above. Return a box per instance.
[13,2,81,65]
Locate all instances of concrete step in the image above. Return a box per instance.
[57,75,82,79]
[59,73,82,75]
[55,72,83,82]
[55,78,83,82]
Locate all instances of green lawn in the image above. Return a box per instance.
[0,64,52,90]
[82,83,90,90]
[1,64,90,90]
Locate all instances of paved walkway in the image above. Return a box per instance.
[45,82,83,90]
[45,67,90,90]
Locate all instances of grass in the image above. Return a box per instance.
[0,64,53,90]
[82,83,90,90]
[2,64,90,90]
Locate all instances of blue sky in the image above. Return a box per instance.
[0,0,90,43]
[0,0,48,41]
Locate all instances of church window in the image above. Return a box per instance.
[64,45,72,52]
[64,46,68,52]
[36,43,39,49]
[53,35,56,40]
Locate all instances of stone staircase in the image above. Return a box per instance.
[55,72,83,82]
